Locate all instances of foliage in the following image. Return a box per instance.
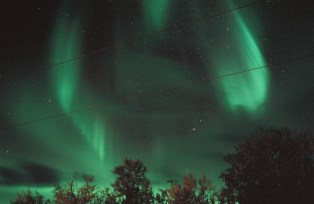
[158,174,213,204]
[111,159,154,204]
[11,189,51,204]
[155,189,168,204]
[99,188,118,204]
[12,128,314,204]
[220,128,314,204]
[53,175,104,204]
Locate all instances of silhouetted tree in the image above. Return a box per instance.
[155,189,168,204]
[11,189,50,204]
[157,174,213,204]
[220,128,314,204]
[100,188,118,204]
[111,159,154,204]
[53,175,103,204]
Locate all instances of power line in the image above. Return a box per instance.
[115,52,314,103]
[0,1,260,131]
[3,0,313,131]
[2,51,314,131]
[210,52,314,81]
[47,1,257,69]
[0,109,93,131]
[1,1,258,91]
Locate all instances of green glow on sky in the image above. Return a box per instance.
[8,88,111,174]
[209,0,269,114]
[50,9,106,160]
[143,0,171,30]
[2,0,297,202]
[73,113,106,160]
[114,51,198,98]
[0,186,53,202]
[50,19,81,112]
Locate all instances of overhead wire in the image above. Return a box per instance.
[2,51,314,131]
[2,0,314,131]
[47,1,257,69]
[210,52,314,80]
[0,109,93,131]
[1,1,260,131]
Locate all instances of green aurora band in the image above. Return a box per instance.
[207,0,269,114]
[50,7,106,160]
[143,0,172,30]
[0,0,275,202]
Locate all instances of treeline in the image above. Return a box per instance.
[12,128,314,204]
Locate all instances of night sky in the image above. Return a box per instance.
[1,0,314,202]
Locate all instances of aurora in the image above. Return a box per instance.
[1,0,314,202]
[50,4,106,160]
[143,0,172,30]
[204,0,269,114]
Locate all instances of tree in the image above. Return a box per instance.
[220,128,314,204]
[156,174,213,204]
[11,189,50,204]
[111,159,154,204]
[53,175,104,204]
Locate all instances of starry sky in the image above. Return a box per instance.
[1,0,314,202]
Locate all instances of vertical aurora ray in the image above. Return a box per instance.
[143,0,171,30]
[206,0,269,114]
[73,113,106,160]
[50,6,106,160]
[51,17,81,112]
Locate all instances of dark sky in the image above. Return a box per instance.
[1,0,314,202]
